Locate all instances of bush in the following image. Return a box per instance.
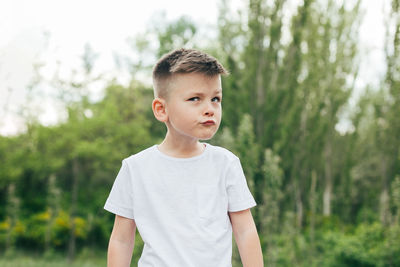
[320,222,400,267]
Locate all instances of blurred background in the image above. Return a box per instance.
[1,0,399,266]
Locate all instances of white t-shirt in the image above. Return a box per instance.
[104,143,257,267]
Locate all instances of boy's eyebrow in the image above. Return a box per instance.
[190,90,222,95]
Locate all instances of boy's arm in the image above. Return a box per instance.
[229,209,264,267]
[108,215,136,267]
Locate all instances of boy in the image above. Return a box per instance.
[104,48,263,266]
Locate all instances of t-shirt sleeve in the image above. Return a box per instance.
[226,157,257,212]
[104,159,135,219]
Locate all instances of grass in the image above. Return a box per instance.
[0,249,107,267]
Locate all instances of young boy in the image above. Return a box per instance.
[104,48,263,266]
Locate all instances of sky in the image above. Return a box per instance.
[0,0,388,135]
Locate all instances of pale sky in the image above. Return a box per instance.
[0,0,388,135]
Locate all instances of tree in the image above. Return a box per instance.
[379,0,400,224]
[154,16,197,58]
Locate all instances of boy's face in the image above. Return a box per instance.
[164,73,222,141]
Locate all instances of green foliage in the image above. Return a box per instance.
[154,16,197,57]
[392,175,400,224]
[0,210,90,251]
[319,223,400,267]
[260,148,284,266]
[0,75,153,257]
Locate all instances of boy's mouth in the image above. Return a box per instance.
[201,120,216,125]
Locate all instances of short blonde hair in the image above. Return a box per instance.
[152,48,228,98]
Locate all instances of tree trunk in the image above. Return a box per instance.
[291,157,303,228]
[309,170,317,247]
[45,174,60,253]
[68,159,79,262]
[5,183,19,253]
[296,187,303,229]
[379,158,390,225]
[255,50,265,140]
[323,133,333,216]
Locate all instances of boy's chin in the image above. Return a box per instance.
[198,134,216,141]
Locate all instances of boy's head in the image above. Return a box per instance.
[152,48,229,141]
[152,48,228,99]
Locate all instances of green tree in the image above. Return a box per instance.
[260,148,283,266]
[378,0,400,225]
[155,16,197,58]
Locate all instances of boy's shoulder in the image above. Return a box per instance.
[123,145,156,164]
[208,143,239,162]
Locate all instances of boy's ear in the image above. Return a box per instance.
[152,98,168,122]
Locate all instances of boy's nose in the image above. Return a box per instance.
[204,103,215,116]
[204,110,214,116]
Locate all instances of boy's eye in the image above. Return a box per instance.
[188,97,200,101]
[212,96,221,102]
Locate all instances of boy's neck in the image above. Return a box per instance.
[157,133,205,158]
